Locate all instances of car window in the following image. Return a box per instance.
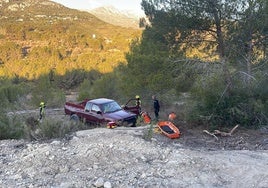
[103,101,122,113]
[91,104,100,112]
[85,102,92,112]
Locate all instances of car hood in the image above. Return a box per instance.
[104,110,135,120]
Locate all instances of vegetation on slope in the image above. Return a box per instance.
[0,0,268,140]
[0,0,141,79]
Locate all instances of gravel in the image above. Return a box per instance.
[1,125,268,188]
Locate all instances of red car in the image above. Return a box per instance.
[64,98,137,127]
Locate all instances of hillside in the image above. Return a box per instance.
[0,0,141,79]
[88,6,143,29]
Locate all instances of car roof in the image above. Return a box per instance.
[89,98,115,104]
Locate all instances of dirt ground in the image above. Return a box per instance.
[160,119,268,151]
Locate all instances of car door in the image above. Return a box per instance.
[123,99,140,115]
[82,102,102,124]
[89,103,104,124]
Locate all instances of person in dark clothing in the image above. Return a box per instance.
[152,95,160,121]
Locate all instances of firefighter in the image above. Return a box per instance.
[135,95,141,115]
[39,101,46,121]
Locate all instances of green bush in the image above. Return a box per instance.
[0,81,26,109]
[31,75,65,108]
[56,69,87,90]
[79,73,120,101]
[38,119,69,139]
[143,124,154,141]
[36,118,88,140]
[0,114,24,140]
[23,115,88,141]
[78,79,92,100]
[187,72,268,129]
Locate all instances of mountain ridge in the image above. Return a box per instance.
[88,6,144,29]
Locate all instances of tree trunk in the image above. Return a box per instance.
[211,4,232,96]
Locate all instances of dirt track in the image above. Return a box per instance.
[171,121,268,151]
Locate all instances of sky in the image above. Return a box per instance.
[51,0,144,15]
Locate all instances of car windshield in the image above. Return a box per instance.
[102,101,122,113]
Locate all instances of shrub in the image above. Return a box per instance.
[56,69,87,90]
[186,71,268,129]
[31,75,65,108]
[143,124,154,141]
[25,116,88,140]
[38,118,70,139]
[79,73,120,101]
[78,79,92,100]
[0,81,26,109]
[0,114,24,140]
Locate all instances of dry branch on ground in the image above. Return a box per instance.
[203,124,239,140]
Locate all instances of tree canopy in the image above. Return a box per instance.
[119,0,268,127]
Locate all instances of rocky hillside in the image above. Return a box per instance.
[88,6,144,29]
[1,126,268,187]
[0,0,74,18]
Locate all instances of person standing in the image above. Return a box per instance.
[152,95,160,121]
[39,101,46,121]
[135,95,141,115]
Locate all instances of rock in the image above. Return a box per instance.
[94,177,104,187]
[104,181,112,188]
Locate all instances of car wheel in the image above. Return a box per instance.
[70,114,79,122]
[122,121,130,127]
[131,122,136,127]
